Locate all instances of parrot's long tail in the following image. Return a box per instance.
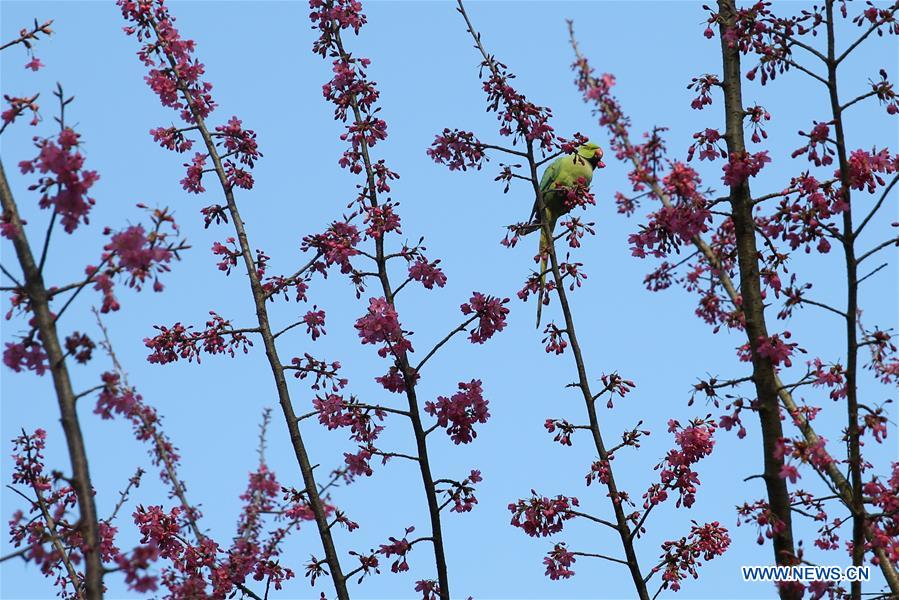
[536,225,549,329]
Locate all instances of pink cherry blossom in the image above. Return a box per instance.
[543,543,576,580]
[408,257,447,290]
[460,293,509,344]
[354,296,412,358]
[508,492,579,537]
[424,380,490,445]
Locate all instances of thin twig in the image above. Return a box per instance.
[415,314,478,373]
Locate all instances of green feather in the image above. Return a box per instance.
[533,143,601,328]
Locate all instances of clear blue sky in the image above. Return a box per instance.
[2,1,897,599]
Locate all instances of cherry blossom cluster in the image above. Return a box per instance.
[541,322,568,355]
[377,526,416,574]
[840,147,897,194]
[721,150,771,187]
[807,357,847,399]
[362,203,401,240]
[8,429,158,597]
[318,55,386,175]
[62,331,94,363]
[542,419,577,446]
[214,116,261,178]
[688,128,726,162]
[87,206,184,314]
[424,380,490,445]
[863,463,899,563]
[792,122,835,167]
[117,0,215,122]
[572,49,745,335]
[144,312,254,364]
[119,0,265,201]
[435,470,483,514]
[687,74,719,111]
[408,256,447,290]
[131,452,319,598]
[426,128,486,171]
[863,327,899,385]
[655,521,731,592]
[871,69,898,115]
[773,435,834,487]
[480,58,555,151]
[300,307,327,341]
[3,338,48,375]
[736,332,801,369]
[736,498,789,547]
[228,463,313,592]
[306,3,513,597]
[508,493,579,537]
[542,543,576,581]
[262,271,311,304]
[18,127,98,233]
[786,490,842,554]
[211,237,241,275]
[313,394,385,477]
[302,221,361,276]
[705,1,793,85]
[309,0,366,57]
[177,119,261,193]
[744,105,771,144]
[628,164,711,258]
[414,579,441,600]
[762,175,845,255]
[644,418,717,509]
[850,2,899,34]
[130,505,221,596]
[2,93,41,131]
[459,293,509,344]
[516,271,556,305]
[104,223,175,290]
[354,296,413,359]
[289,353,347,392]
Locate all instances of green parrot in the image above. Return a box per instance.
[528,141,605,328]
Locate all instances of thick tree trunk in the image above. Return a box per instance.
[716,4,800,598]
[0,161,104,599]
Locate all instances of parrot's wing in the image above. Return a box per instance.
[526,158,563,227]
[539,158,563,194]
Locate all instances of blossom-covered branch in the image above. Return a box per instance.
[2,26,183,596]
[430,2,729,597]
[306,1,509,597]
[117,1,352,596]
[571,0,899,596]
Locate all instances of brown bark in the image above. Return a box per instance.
[145,18,351,600]
[527,145,651,600]
[330,26,452,600]
[570,11,899,595]
[0,161,104,599]
[716,4,800,598]
[823,3,865,597]
[453,3,649,596]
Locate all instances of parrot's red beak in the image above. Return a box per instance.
[594,148,606,168]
